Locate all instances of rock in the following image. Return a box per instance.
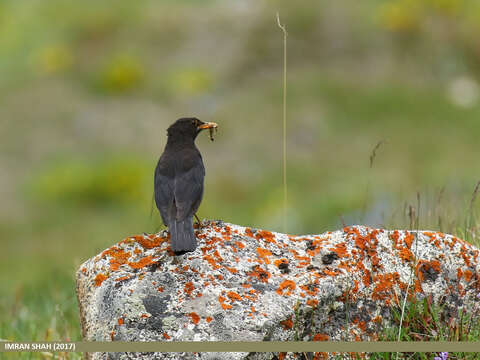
[76,222,480,359]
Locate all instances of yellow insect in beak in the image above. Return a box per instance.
[197,122,218,141]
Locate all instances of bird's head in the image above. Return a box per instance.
[167,117,218,141]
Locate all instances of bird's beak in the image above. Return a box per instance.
[197,122,218,130]
[197,121,218,141]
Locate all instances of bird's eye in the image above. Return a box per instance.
[192,119,198,126]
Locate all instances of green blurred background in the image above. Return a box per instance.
[2,0,480,349]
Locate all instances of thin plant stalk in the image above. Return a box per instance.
[396,193,421,359]
[466,180,480,243]
[362,140,385,222]
[276,12,288,234]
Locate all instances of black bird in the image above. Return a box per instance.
[154,117,217,255]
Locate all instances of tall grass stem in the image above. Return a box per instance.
[396,193,420,359]
[276,12,288,234]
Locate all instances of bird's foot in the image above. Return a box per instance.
[174,250,190,256]
[193,214,203,229]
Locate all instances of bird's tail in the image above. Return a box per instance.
[169,217,196,254]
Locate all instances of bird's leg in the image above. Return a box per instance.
[194,213,202,229]
[154,223,165,234]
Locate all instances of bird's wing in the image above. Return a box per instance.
[174,150,205,221]
[154,156,175,226]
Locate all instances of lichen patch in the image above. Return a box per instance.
[78,221,480,348]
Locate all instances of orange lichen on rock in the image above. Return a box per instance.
[330,242,348,258]
[352,279,359,293]
[307,299,318,308]
[306,246,320,257]
[291,252,310,262]
[429,260,441,272]
[256,247,273,264]
[94,273,108,287]
[221,226,232,241]
[390,231,400,247]
[399,247,413,262]
[300,284,318,296]
[280,316,293,330]
[109,249,131,271]
[323,269,339,277]
[464,269,473,282]
[134,235,166,249]
[416,259,441,283]
[371,254,381,268]
[403,232,414,248]
[256,230,276,244]
[188,312,200,324]
[371,273,400,300]
[101,246,131,271]
[101,246,128,264]
[118,317,124,325]
[360,267,371,287]
[297,260,311,267]
[212,249,223,262]
[128,255,155,269]
[227,291,242,302]
[245,228,254,237]
[163,332,171,339]
[202,254,222,270]
[235,241,245,249]
[274,258,289,268]
[473,250,479,262]
[354,235,367,252]
[461,250,471,267]
[415,279,423,293]
[276,279,296,295]
[184,282,194,297]
[224,266,238,274]
[313,334,329,341]
[353,318,366,332]
[206,316,213,323]
[243,292,257,302]
[247,265,271,283]
[218,295,232,310]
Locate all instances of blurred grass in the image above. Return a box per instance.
[1,0,480,349]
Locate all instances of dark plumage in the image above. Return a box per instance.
[154,117,217,255]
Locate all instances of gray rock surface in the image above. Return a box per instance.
[76,221,480,359]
